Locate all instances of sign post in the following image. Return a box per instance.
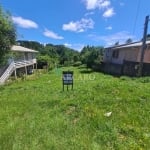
[62,71,73,91]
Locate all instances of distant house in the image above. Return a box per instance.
[0,45,38,84]
[103,41,150,76]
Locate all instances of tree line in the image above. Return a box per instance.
[17,40,104,71]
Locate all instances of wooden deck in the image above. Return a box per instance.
[0,59,37,84]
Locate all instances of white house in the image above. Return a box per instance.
[0,45,38,84]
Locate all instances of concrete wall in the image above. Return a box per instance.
[103,48,113,63]
[102,43,150,76]
[101,61,150,77]
[104,47,139,64]
[104,44,150,64]
[123,60,150,76]
[111,48,139,64]
[103,63,123,75]
[137,46,150,63]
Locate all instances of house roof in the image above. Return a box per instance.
[105,40,150,50]
[11,45,38,53]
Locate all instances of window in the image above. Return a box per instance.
[112,50,119,58]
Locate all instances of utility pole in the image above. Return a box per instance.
[138,15,149,76]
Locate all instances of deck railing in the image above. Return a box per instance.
[14,59,36,68]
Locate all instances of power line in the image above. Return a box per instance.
[132,0,141,36]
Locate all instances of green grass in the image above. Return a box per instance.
[0,66,150,150]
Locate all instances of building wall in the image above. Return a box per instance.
[123,60,150,76]
[111,49,123,64]
[137,46,150,63]
[104,44,150,65]
[25,52,34,60]
[104,47,139,64]
[14,52,36,61]
[144,49,150,63]
[103,63,123,75]
[13,52,24,61]
[121,48,139,62]
[103,48,113,63]
[103,43,150,76]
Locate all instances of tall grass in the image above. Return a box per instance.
[0,67,150,150]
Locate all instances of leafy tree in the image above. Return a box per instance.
[0,6,16,65]
[73,55,80,62]
[17,40,44,52]
[37,55,56,70]
[18,40,80,68]
[15,40,105,70]
[80,46,104,68]
[87,47,104,68]
[55,45,79,65]
[80,45,91,64]
[44,44,59,59]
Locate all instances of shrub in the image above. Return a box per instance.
[73,61,82,67]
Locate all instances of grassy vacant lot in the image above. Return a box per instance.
[0,66,150,150]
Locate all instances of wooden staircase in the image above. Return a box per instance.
[0,61,15,85]
[0,59,36,85]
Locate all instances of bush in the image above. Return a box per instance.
[73,61,82,67]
